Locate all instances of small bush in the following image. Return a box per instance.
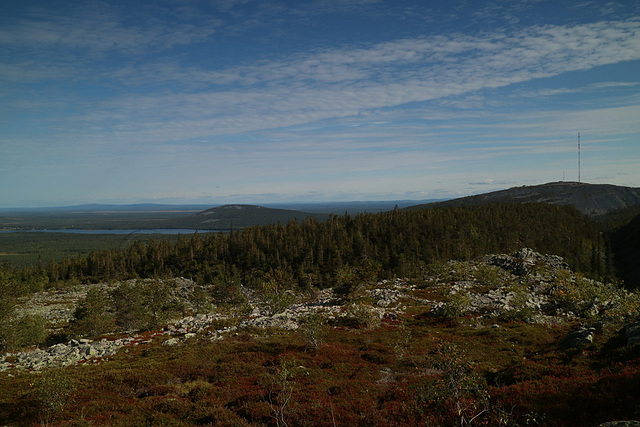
[334,265,359,297]
[474,264,511,289]
[550,271,640,322]
[348,302,380,329]
[34,368,75,426]
[209,275,247,306]
[263,290,295,316]
[442,291,471,321]
[426,261,455,281]
[498,284,535,322]
[392,320,412,358]
[189,285,213,315]
[1,314,48,351]
[69,287,115,337]
[267,357,301,427]
[429,340,494,426]
[299,311,328,350]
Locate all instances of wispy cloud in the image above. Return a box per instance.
[1,1,638,206]
[0,2,218,55]
[516,82,640,98]
[4,18,634,146]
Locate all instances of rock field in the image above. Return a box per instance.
[3,248,639,372]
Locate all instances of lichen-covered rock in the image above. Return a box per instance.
[561,327,595,348]
[162,338,181,347]
[486,248,569,276]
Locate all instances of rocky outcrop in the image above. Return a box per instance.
[4,248,638,372]
[15,283,118,330]
[426,249,562,320]
[0,286,396,371]
[367,278,411,307]
[423,248,640,334]
[1,338,127,371]
[561,327,596,348]
[485,247,569,276]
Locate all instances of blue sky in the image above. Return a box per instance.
[1,0,639,208]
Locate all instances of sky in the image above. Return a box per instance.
[1,0,639,208]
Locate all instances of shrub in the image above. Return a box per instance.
[2,314,48,351]
[347,302,380,329]
[442,290,471,321]
[334,265,359,297]
[425,260,454,282]
[16,314,47,347]
[299,311,328,350]
[189,285,213,314]
[145,279,184,326]
[429,340,493,426]
[474,264,512,289]
[263,290,295,317]
[0,297,16,351]
[0,294,15,322]
[112,281,152,330]
[69,287,115,337]
[609,290,640,321]
[260,268,297,316]
[550,270,640,322]
[498,284,535,322]
[34,368,75,426]
[209,273,247,306]
[392,320,412,358]
[112,279,183,331]
[268,357,301,427]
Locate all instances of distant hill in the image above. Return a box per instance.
[406,182,640,217]
[0,203,213,213]
[264,199,445,214]
[170,204,330,230]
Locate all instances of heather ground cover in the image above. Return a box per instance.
[2,277,639,426]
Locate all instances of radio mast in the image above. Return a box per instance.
[577,132,581,183]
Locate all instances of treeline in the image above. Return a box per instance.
[2,203,611,297]
[0,232,180,268]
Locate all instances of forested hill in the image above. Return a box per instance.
[169,204,329,229]
[407,182,640,217]
[13,203,611,293]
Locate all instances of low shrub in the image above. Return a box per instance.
[299,311,328,350]
[1,314,48,351]
[34,368,75,426]
[69,287,115,337]
[442,290,471,321]
[347,302,381,329]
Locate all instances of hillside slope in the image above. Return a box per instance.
[407,182,640,217]
[3,249,640,425]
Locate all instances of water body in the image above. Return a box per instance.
[0,229,224,235]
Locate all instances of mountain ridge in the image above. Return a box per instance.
[406,181,640,217]
[170,204,330,229]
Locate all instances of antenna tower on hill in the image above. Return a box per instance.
[577,132,581,183]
